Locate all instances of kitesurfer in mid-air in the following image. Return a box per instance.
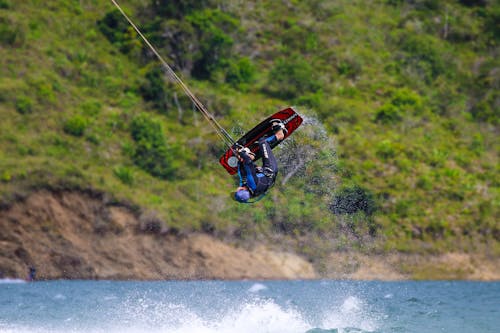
[233,121,287,203]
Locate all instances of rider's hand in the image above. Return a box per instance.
[275,130,285,141]
[238,147,251,155]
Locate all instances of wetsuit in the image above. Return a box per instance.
[237,135,279,197]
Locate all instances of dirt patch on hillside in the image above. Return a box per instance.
[1,190,498,281]
[323,252,500,280]
[0,190,316,280]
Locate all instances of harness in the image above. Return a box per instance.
[243,167,277,204]
[256,166,277,187]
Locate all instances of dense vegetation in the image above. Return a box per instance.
[0,0,498,264]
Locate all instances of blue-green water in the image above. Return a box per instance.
[0,280,498,333]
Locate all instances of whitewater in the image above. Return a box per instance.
[1,280,499,333]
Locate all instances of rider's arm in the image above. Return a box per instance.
[237,163,246,186]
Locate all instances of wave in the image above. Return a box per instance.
[0,293,380,333]
[247,283,268,293]
[115,298,310,333]
[114,295,380,333]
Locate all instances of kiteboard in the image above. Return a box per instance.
[219,107,303,175]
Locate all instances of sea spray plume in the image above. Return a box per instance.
[217,299,310,333]
[116,293,311,333]
[275,109,378,247]
[276,111,338,194]
[119,294,208,332]
[321,296,381,333]
[329,184,378,240]
[329,185,376,216]
[270,109,343,239]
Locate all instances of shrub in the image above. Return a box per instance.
[416,175,433,190]
[33,79,56,105]
[0,17,24,46]
[85,132,100,145]
[394,199,411,218]
[80,99,102,117]
[280,21,319,53]
[398,33,447,81]
[374,104,402,124]
[267,55,320,99]
[374,88,424,123]
[337,58,362,78]
[0,0,10,9]
[140,66,168,109]
[119,91,141,109]
[130,114,174,179]
[470,96,499,125]
[98,10,141,54]
[113,166,134,185]
[187,9,238,80]
[469,133,485,155]
[376,140,399,159]
[417,0,441,11]
[294,91,323,109]
[1,171,11,182]
[225,57,256,88]
[15,96,33,114]
[427,148,449,167]
[152,0,214,18]
[386,0,404,5]
[483,5,500,43]
[467,58,499,125]
[149,19,197,73]
[458,0,488,7]
[424,219,448,239]
[390,88,423,110]
[98,10,128,43]
[63,115,88,137]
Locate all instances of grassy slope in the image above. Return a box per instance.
[0,0,498,259]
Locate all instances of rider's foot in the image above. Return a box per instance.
[271,119,287,139]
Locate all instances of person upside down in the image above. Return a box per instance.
[233,121,287,203]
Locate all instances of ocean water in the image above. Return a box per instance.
[0,280,499,333]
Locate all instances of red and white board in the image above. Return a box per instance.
[219,107,303,175]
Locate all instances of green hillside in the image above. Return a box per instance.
[1,0,498,262]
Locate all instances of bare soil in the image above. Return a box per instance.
[0,190,315,280]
